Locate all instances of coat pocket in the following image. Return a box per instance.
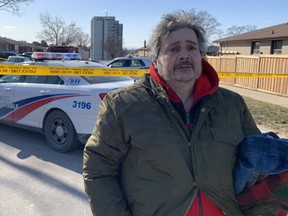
[210,126,244,146]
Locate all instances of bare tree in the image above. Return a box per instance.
[225,25,257,36]
[37,12,88,46]
[191,9,222,41]
[40,40,48,47]
[62,23,80,45]
[37,12,66,45]
[104,36,122,59]
[0,0,33,15]
[75,31,90,48]
[32,40,48,47]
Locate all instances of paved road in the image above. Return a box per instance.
[0,124,92,216]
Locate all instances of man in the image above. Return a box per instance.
[83,10,260,215]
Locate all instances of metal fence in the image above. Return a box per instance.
[206,55,288,97]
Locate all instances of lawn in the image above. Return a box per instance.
[243,96,288,137]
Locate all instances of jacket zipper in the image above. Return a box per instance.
[186,112,194,178]
[186,113,203,216]
[184,186,198,216]
[166,104,204,216]
[198,190,203,216]
[186,112,190,126]
[148,79,225,216]
[151,86,204,216]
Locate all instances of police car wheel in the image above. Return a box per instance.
[44,110,80,152]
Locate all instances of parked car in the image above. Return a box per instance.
[19,52,33,60]
[105,56,151,69]
[0,52,135,152]
[2,55,31,63]
[0,52,16,59]
[105,56,151,80]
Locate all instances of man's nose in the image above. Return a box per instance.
[178,50,191,60]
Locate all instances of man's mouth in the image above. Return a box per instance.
[177,65,192,69]
[174,61,194,71]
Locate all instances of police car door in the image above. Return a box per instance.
[12,75,61,128]
[0,75,24,124]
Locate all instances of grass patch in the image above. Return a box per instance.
[243,96,288,137]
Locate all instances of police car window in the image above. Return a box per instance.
[24,76,47,83]
[23,76,64,84]
[81,76,133,84]
[111,61,123,67]
[122,60,131,67]
[110,60,132,67]
[0,75,23,83]
[132,60,145,67]
[46,76,64,85]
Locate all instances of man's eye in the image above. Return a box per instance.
[170,47,179,52]
[188,46,197,51]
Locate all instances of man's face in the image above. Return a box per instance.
[154,28,202,86]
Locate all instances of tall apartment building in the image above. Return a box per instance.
[90,16,123,61]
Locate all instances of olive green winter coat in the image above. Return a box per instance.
[83,74,260,216]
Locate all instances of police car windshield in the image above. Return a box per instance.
[81,76,133,84]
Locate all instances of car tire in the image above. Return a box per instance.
[44,110,79,152]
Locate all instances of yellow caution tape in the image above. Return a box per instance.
[217,72,288,78]
[0,64,149,76]
[0,64,288,78]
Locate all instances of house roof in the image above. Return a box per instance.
[0,36,18,44]
[214,22,288,43]
[0,36,44,49]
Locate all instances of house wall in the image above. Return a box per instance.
[219,39,288,55]
[282,40,288,54]
[0,43,15,52]
[260,41,271,54]
[220,41,252,55]
[260,40,288,54]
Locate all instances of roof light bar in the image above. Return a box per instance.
[31,52,81,60]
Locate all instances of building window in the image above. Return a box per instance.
[251,41,260,54]
[271,40,283,54]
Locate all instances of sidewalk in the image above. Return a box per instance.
[220,83,288,136]
[220,84,288,108]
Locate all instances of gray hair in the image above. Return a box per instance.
[148,10,207,62]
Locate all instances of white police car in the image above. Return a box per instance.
[105,56,151,69]
[105,56,151,80]
[0,52,134,152]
